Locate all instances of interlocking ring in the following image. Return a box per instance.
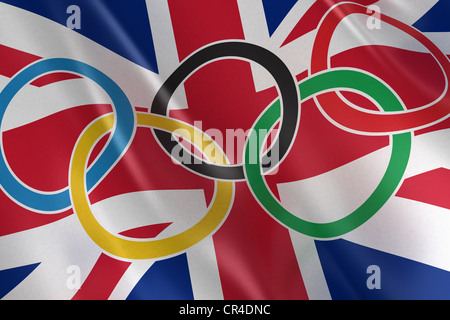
[151,41,300,180]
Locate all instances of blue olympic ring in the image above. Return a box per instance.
[0,58,135,212]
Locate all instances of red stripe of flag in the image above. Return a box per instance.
[0,44,80,86]
[71,253,131,300]
[168,0,308,299]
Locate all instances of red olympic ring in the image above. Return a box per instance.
[311,2,450,134]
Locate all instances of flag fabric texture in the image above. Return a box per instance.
[1,0,450,300]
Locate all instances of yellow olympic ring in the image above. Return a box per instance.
[69,113,234,260]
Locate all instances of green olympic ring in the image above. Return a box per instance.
[244,69,411,238]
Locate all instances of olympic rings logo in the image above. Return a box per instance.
[0,3,448,259]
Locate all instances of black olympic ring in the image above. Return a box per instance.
[150,41,299,180]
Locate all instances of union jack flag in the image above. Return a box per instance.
[1,0,450,300]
